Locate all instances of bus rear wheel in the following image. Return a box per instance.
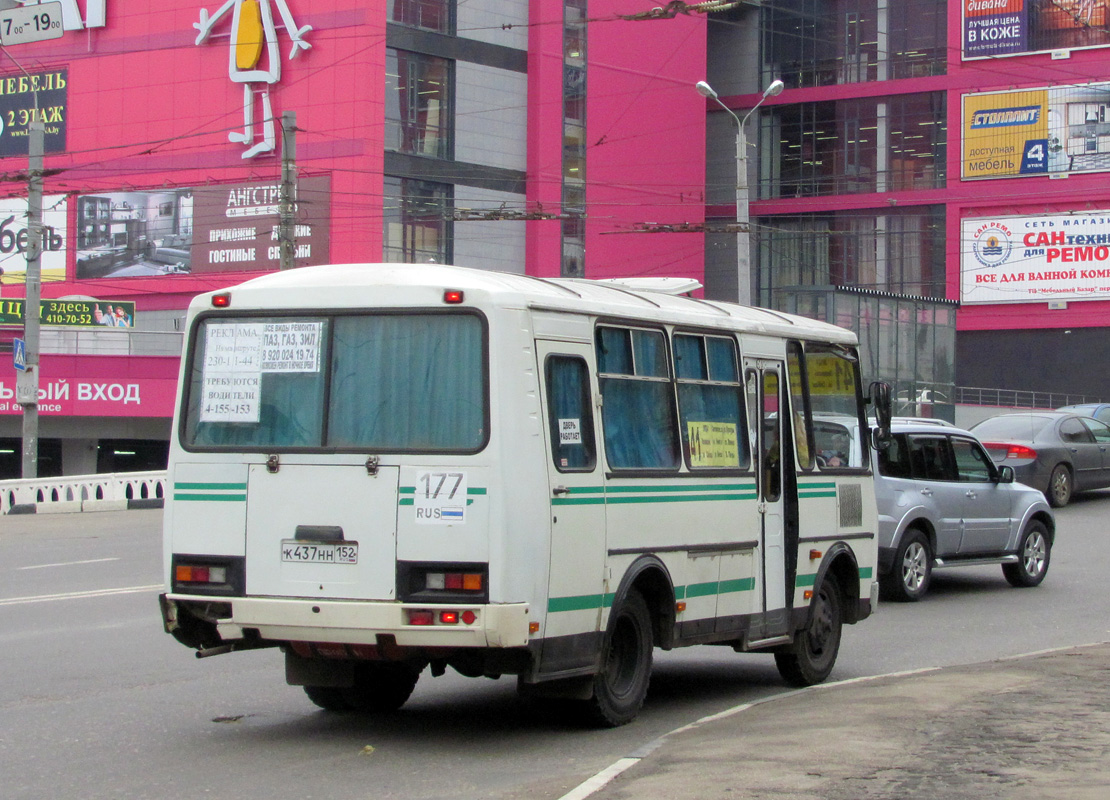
[584,589,653,727]
[775,574,842,687]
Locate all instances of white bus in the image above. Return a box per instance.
[159,263,892,726]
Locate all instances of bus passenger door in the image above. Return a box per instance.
[746,360,793,639]
[536,341,607,675]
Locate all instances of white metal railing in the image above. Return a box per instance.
[0,470,167,514]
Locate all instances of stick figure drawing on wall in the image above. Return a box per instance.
[194,0,312,158]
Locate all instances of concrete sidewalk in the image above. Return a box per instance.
[574,643,1110,800]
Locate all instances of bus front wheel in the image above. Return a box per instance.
[775,575,842,687]
[585,589,653,727]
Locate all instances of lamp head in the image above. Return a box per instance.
[695,81,718,100]
[763,79,785,98]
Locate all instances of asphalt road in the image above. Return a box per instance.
[2,494,1108,800]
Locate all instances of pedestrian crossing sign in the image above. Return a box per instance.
[13,337,26,371]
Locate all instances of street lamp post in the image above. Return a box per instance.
[696,78,784,307]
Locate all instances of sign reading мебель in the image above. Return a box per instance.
[0,298,135,327]
[963,0,1110,59]
[0,194,67,281]
[73,176,330,280]
[963,0,1028,58]
[962,211,1110,304]
[963,81,1110,180]
[0,69,66,157]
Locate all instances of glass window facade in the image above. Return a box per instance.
[562,0,587,277]
[762,93,946,199]
[758,207,945,300]
[385,48,453,159]
[388,0,453,33]
[761,0,946,89]
[383,176,452,264]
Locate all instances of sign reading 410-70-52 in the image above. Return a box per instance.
[0,2,64,45]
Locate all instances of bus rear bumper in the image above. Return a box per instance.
[165,594,532,649]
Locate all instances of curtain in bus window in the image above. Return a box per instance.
[327,314,485,451]
[600,378,679,469]
[546,356,596,470]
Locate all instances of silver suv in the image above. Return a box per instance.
[874,419,1055,601]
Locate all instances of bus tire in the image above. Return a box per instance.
[775,574,842,687]
[303,685,353,712]
[343,662,423,712]
[584,589,653,727]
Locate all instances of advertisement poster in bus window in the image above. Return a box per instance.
[199,320,324,423]
[688,421,739,468]
[963,82,1110,180]
[74,175,330,280]
[961,210,1110,304]
[963,1,1110,59]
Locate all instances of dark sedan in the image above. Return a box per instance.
[970,412,1110,507]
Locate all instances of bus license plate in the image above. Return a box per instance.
[281,541,359,564]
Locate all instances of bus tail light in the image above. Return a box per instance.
[443,290,464,304]
[175,564,227,584]
[211,292,231,307]
[405,609,478,626]
[425,571,484,592]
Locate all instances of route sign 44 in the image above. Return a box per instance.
[0,2,64,46]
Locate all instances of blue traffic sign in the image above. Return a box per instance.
[13,337,26,371]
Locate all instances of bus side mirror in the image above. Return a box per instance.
[869,381,893,451]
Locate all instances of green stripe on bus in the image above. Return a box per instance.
[719,577,756,594]
[548,593,615,613]
[174,482,246,490]
[797,482,837,488]
[604,493,756,504]
[606,484,754,493]
[859,567,873,580]
[798,491,838,498]
[173,493,246,502]
[797,573,817,588]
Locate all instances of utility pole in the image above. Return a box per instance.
[278,110,297,270]
[18,121,44,478]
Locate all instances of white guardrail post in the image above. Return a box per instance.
[0,470,167,515]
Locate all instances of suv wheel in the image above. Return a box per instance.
[1003,520,1051,588]
[883,529,932,602]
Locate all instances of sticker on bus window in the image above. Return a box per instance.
[259,321,323,372]
[199,373,261,423]
[415,471,468,525]
[200,323,263,422]
[559,418,582,445]
[688,421,740,468]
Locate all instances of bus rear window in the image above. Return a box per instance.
[183,313,487,452]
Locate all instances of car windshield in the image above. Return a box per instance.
[972,415,1053,439]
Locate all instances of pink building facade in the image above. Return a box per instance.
[0,1,707,477]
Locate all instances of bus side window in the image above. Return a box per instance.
[674,333,748,470]
[786,341,814,470]
[596,326,679,471]
[545,355,597,472]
